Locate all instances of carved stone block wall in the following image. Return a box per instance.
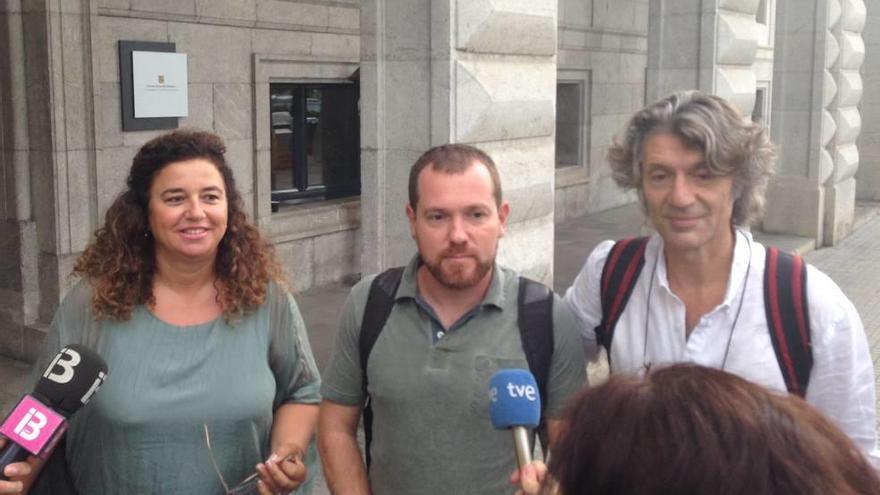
[714,3,759,116]
[361,0,558,283]
[856,0,880,200]
[647,0,761,117]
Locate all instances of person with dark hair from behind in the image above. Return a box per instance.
[513,364,880,495]
[0,129,321,494]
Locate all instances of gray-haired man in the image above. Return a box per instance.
[565,91,878,464]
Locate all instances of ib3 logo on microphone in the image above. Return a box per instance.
[44,346,107,405]
[43,347,82,384]
[13,407,48,441]
[0,396,67,455]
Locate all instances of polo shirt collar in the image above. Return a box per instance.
[396,254,505,310]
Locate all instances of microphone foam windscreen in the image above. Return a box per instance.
[489,368,541,429]
[34,344,108,416]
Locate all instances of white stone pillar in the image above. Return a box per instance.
[647,0,760,116]
[856,0,880,200]
[825,0,866,244]
[361,0,559,283]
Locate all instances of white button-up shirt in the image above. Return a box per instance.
[564,230,880,464]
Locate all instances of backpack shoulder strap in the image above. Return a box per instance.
[517,276,554,454]
[517,276,554,413]
[595,237,649,354]
[763,246,812,397]
[359,266,405,383]
[359,266,405,469]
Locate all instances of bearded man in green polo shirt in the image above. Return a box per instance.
[317,144,586,495]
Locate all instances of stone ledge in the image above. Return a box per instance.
[268,197,361,244]
[752,231,817,256]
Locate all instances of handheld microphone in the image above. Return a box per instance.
[488,368,541,469]
[0,344,108,480]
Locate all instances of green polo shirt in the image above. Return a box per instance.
[321,256,586,495]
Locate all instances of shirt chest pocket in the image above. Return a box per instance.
[469,355,530,419]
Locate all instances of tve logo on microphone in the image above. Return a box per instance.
[504,382,537,401]
[488,369,541,430]
[488,371,539,403]
[0,396,66,455]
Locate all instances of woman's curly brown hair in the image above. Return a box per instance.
[73,129,285,321]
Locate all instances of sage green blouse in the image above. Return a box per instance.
[29,280,321,495]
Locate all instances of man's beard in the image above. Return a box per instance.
[423,253,494,290]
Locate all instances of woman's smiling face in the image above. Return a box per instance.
[148,158,229,264]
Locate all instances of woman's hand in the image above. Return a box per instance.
[255,444,306,495]
[0,438,31,494]
[510,460,548,495]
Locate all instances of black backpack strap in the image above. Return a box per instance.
[763,247,812,397]
[594,237,649,357]
[517,277,554,412]
[359,266,405,469]
[517,276,554,454]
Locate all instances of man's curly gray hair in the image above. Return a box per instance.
[607,91,776,226]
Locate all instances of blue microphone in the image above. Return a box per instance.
[488,369,541,469]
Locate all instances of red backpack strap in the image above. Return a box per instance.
[595,237,649,355]
[764,246,813,397]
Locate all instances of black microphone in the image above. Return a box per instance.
[0,345,108,480]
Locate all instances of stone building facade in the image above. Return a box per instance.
[0,0,877,362]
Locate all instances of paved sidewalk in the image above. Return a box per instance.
[803,204,880,390]
[1,201,879,492]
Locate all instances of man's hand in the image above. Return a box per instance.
[255,444,306,495]
[510,460,548,495]
[0,438,31,494]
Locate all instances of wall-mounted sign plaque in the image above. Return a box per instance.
[132,51,188,118]
[119,41,187,131]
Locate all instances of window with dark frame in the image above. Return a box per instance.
[270,82,360,210]
[556,82,583,168]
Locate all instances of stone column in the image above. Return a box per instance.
[0,0,99,360]
[764,0,835,242]
[766,0,864,246]
[0,0,40,359]
[856,0,880,200]
[647,0,760,116]
[361,0,558,283]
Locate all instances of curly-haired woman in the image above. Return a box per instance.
[1,130,320,495]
